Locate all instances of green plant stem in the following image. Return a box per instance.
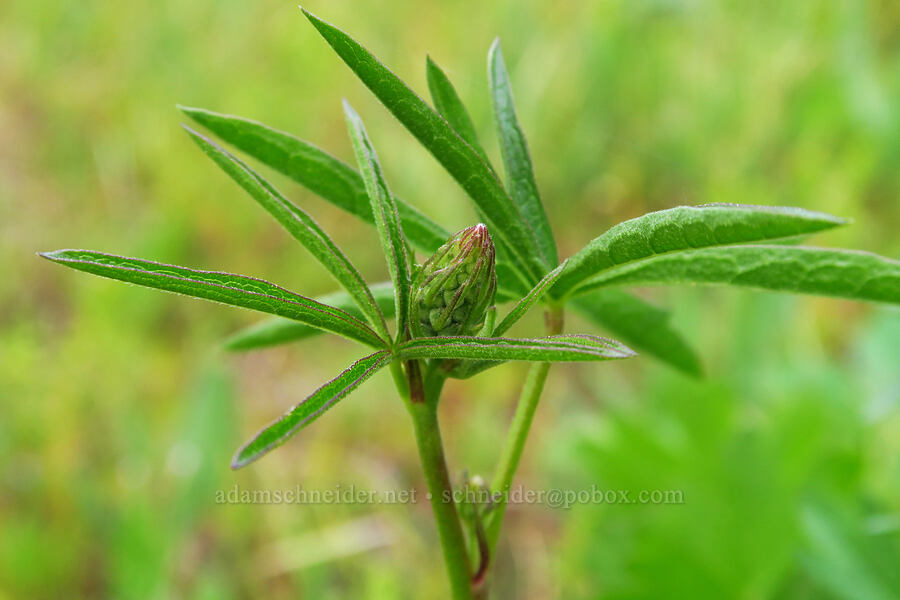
[485,305,563,554]
[406,365,473,600]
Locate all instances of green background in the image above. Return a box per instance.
[2,0,899,598]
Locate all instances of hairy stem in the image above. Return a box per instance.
[485,305,564,554]
[407,366,473,599]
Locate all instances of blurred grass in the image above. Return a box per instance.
[1,0,899,598]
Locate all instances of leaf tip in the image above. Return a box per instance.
[179,122,201,136]
[300,6,325,27]
[341,98,361,122]
[176,104,205,121]
[38,250,65,262]
[222,337,246,353]
[230,445,256,470]
[179,124,223,155]
[488,37,502,56]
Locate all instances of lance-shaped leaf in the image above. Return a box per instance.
[179,105,449,254]
[231,350,393,468]
[423,58,531,298]
[302,8,548,285]
[553,204,849,298]
[395,334,635,362]
[180,106,529,301]
[488,40,558,267]
[224,280,527,352]
[39,250,387,348]
[343,101,411,339]
[225,282,395,351]
[425,56,491,165]
[493,261,567,337]
[577,245,900,304]
[183,125,389,339]
[572,289,702,376]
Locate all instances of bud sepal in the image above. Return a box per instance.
[411,224,497,338]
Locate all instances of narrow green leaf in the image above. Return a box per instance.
[225,319,321,353]
[800,503,900,600]
[231,351,393,468]
[488,39,558,266]
[419,63,537,298]
[225,282,395,351]
[426,62,544,297]
[302,8,548,284]
[183,125,390,339]
[571,289,702,376]
[343,101,411,340]
[579,245,900,304]
[553,204,849,298]
[40,250,387,348]
[425,56,491,165]
[224,280,525,352]
[180,105,531,300]
[395,334,635,362]
[492,261,567,337]
[179,105,449,254]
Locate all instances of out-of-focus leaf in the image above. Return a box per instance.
[303,8,548,285]
[578,245,900,304]
[493,261,567,337]
[225,283,395,351]
[800,502,900,600]
[183,126,389,339]
[179,105,449,254]
[40,250,386,348]
[572,289,702,376]
[231,351,393,468]
[553,204,848,298]
[488,40,558,266]
[343,101,411,340]
[395,334,634,362]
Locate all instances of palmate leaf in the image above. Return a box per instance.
[179,105,449,255]
[578,245,900,303]
[395,334,635,362]
[225,282,395,351]
[343,101,411,340]
[302,8,549,285]
[572,289,702,376]
[231,350,393,468]
[181,106,529,300]
[552,204,848,298]
[40,250,387,348]
[488,40,558,267]
[183,126,390,340]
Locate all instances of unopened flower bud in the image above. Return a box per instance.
[411,223,497,337]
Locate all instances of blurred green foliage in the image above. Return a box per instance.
[1,0,898,598]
